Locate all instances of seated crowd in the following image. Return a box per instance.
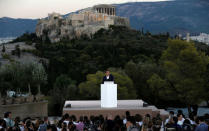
[0,110,208,131]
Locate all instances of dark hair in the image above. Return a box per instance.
[26,120,32,128]
[125,111,130,117]
[177,113,182,117]
[198,116,205,122]
[0,119,4,126]
[4,112,11,118]
[177,110,183,114]
[145,114,151,118]
[71,115,76,122]
[79,116,83,122]
[183,119,191,125]
[135,114,143,122]
[64,114,69,120]
[44,116,48,121]
[173,116,178,124]
[169,111,174,115]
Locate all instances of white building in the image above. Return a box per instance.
[189,33,209,45]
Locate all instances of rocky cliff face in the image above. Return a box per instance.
[36,6,129,43]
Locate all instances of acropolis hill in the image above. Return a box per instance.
[36,4,130,43]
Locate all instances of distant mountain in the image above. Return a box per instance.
[0,0,209,37]
[116,0,209,36]
[0,17,37,37]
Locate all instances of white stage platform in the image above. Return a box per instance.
[64,100,144,110]
[63,100,168,120]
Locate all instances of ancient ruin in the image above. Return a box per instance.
[36,4,130,43]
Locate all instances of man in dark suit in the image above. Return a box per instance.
[102,70,114,83]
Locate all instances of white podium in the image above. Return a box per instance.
[101,81,117,108]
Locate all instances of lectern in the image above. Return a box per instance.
[101,81,117,108]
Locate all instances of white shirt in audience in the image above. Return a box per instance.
[177,118,185,126]
[123,118,127,124]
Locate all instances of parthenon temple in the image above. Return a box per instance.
[93,4,116,16]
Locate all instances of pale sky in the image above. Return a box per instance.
[0,0,171,19]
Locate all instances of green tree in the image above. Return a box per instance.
[125,60,160,103]
[148,39,209,115]
[78,70,136,100]
[32,63,47,95]
[49,74,77,115]
[2,44,6,52]
[22,62,39,95]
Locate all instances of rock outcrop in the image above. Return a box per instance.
[36,4,130,43]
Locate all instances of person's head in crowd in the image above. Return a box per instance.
[14,117,21,127]
[198,116,205,123]
[39,120,44,125]
[114,115,121,122]
[107,115,113,121]
[173,116,178,124]
[177,110,185,118]
[178,110,183,115]
[169,111,174,117]
[23,117,31,124]
[68,121,75,131]
[195,116,200,125]
[44,116,48,123]
[83,116,89,123]
[189,113,195,121]
[61,122,67,131]
[125,111,130,118]
[146,114,151,118]
[63,114,69,121]
[4,112,12,119]
[71,115,76,122]
[99,115,104,124]
[130,116,136,126]
[135,114,143,122]
[79,116,83,122]
[144,114,151,122]
[204,113,209,125]
[25,120,33,131]
[177,114,183,121]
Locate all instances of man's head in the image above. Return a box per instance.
[105,70,110,76]
[4,112,11,118]
[169,111,174,116]
[177,114,183,120]
[198,116,205,123]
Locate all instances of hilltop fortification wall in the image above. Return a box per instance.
[36,4,129,43]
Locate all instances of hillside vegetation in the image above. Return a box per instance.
[1,26,209,115]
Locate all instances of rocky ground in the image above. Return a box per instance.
[0,42,44,66]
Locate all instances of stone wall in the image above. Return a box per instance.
[0,101,48,119]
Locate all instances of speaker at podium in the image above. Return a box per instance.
[101,81,117,108]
